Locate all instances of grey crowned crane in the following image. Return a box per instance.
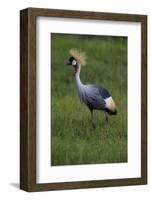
[67,49,117,128]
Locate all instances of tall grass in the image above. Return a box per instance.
[51,33,127,166]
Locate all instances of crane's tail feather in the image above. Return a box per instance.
[105,108,117,115]
[105,96,117,115]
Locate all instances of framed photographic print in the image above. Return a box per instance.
[20,8,147,191]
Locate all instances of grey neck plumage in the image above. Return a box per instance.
[75,64,85,102]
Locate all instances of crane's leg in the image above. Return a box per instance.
[90,109,96,129]
[104,111,109,123]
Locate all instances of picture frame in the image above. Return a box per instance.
[20,7,147,192]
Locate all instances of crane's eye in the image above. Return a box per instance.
[72,60,77,66]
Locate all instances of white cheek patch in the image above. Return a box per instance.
[72,60,77,66]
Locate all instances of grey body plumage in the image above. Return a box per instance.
[78,84,107,111]
[67,50,117,128]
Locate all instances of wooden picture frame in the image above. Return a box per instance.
[20,7,147,192]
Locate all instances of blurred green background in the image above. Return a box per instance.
[51,33,127,166]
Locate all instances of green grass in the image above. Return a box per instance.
[51,33,127,166]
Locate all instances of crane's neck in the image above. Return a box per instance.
[74,64,84,100]
[75,64,82,86]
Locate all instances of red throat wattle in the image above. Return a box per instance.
[73,66,78,76]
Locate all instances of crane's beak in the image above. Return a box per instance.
[67,61,71,65]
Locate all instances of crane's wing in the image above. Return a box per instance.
[98,86,111,99]
[83,85,107,110]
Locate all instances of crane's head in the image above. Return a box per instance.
[67,56,77,66]
[67,49,86,75]
[67,56,79,75]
